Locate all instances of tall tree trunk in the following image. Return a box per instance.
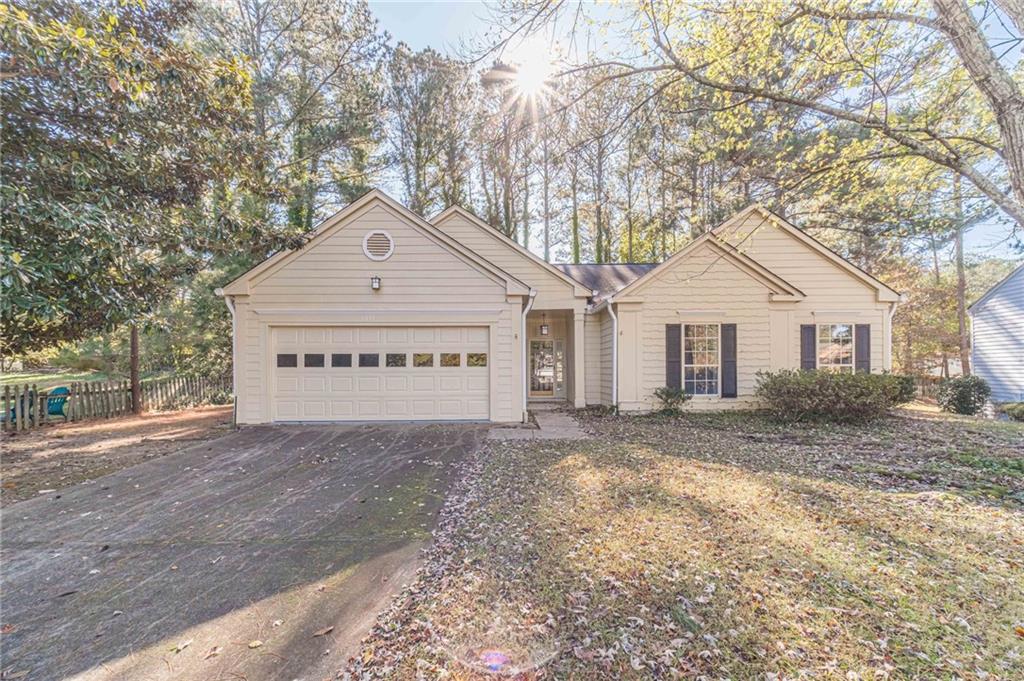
[928,235,951,377]
[130,324,142,415]
[595,150,605,263]
[521,169,530,249]
[542,133,550,261]
[571,171,581,264]
[953,177,972,375]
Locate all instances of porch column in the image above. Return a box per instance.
[573,311,586,408]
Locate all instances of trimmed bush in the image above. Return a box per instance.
[997,402,1024,422]
[937,375,991,415]
[755,370,913,423]
[653,386,692,415]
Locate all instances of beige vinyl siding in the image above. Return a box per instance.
[584,311,605,405]
[972,267,1024,403]
[627,242,771,411]
[600,311,614,406]
[717,212,890,371]
[434,213,582,310]
[235,203,522,423]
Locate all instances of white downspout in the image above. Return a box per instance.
[521,290,537,422]
[606,296,619,412]
[215,288,237,426]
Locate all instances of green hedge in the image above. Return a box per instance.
[755,370,915,423]
[936,375,991,415]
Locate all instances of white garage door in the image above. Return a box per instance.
[271,326,490,421]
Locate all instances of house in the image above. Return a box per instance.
[969,263,1024,404]
[217,190,901,424]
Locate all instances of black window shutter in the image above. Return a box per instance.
[665,324,682,390]
[800,325,817,370]
[855,324,871,373]
[721,323,737,398]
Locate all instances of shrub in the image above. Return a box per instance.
[755,369,911,423]
[892,373,918,405]
[653,386,692,415]
[937,375,991,415]
[997,402,1024,422]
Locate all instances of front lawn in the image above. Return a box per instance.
[345,411,1023,679]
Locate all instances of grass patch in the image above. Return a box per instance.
[347,412,1024,679]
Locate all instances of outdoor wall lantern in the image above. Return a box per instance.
[370,275,381,290]
[540,313,549,335]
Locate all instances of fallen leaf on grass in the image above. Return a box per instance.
[248,640,263,649]
[313,626,334,637]
[1015,625,1024,639]
[204,646,222,660]
[170,639,192,654]
[272,619,283,627]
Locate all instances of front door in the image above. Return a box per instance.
[530,340,555,397]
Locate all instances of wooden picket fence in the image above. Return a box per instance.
[1,375,231,433]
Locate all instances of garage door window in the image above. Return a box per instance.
[467,353,487,367]
[358,353,379,367]
[386,353,407,367]
[304,353,325,368]
[331,353,352,367]
[414,353,433,367]
[440,353,461,367]
[277,353,297,368]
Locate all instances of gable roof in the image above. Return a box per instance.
[597,232,806,308]
[432,205,594,297]
[222,190,531,297]
[713,204,902,302]
[555,263,656,302]
[969,261,1024,314]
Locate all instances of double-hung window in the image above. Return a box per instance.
[684,323,720,395]
[817,324,854,373]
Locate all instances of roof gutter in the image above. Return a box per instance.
[215,287,238,427]
[606,295,618,412]
[521,289,537,423]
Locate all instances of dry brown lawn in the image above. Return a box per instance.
[1,405,233,505]
[345,410,1024,680]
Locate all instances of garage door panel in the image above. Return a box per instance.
[357,328,381,344]
[272,325,489,422]
[357,376,381,392]
[412,375,436,392]
[413,328,436,343]
[331,328,355,343]
[303,376,327,392]
[277,376,299,393]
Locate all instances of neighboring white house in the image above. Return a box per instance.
[969,263,1024,403]
[218,189,901,424]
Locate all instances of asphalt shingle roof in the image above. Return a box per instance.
[555,263,658,302]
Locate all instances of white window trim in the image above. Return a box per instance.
[816,323,856,373]
[683,322,722,398]
[362,230,395,261]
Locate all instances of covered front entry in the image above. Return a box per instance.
[271,326,490,421]
[526,310,580,404]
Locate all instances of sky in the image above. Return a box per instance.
[366,1,1021,260]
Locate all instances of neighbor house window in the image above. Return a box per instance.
[440,353,460,367]
[684,324,719,395]
[413,353,434,367]
[386,353,407,367]
[276,353,297,368]
[331,353,352,368]
[467,353,487,367]
[358,353,379,368]
[817,324,854,373]
[304,353,325,368]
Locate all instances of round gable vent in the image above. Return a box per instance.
[362,230,394,261]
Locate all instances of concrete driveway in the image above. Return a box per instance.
[0,423,484,680]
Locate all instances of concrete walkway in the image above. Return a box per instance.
[487,407,589,440]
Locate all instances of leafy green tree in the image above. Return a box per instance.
[0,0,252,357]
